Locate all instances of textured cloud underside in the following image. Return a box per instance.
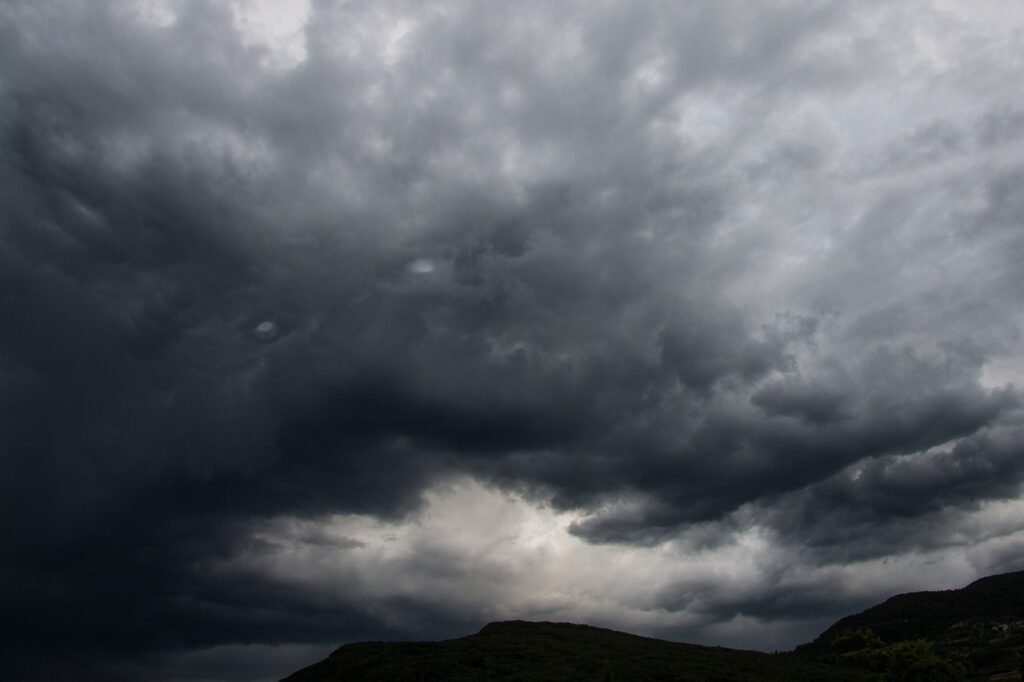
[3,1,1024,680]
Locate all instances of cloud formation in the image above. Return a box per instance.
[3,0,1024,679]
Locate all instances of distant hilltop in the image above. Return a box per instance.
[285,570,1024,681]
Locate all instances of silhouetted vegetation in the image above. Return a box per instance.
[798,570,1024,681]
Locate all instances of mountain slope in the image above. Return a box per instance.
[796,570,1024,679]
[283,620,869,681]
[802,570,1024,647]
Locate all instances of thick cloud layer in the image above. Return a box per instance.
[3,1,1024,679]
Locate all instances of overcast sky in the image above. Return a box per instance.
[4,1,1024,680]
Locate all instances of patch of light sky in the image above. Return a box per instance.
[215,477,1024,650]
[232,0,311,71]
[132,0,311,70]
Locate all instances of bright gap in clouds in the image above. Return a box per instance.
[134,0,312,69]
[216,476,1024,652]
[233,0,311,70]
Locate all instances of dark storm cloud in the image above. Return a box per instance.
[3,0,1024,679]
[654,570,866,624]
[764,424,1024,560]
[751,378,851,425]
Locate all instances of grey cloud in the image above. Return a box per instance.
[568,340,1016,544]
[977,106,1024,147]
[654,572,868,626]
[751,378,851,425]
[4,0,1024,678]
[876,120,967,172]
[765,425,1024,561]
[659,305,790,392]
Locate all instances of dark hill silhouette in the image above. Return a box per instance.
[284,570,1024,681]
[800,570,1024,649]
[797,569,1024,680]
[282,620,867,681]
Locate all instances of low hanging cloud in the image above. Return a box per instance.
[3,1,1024,680]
